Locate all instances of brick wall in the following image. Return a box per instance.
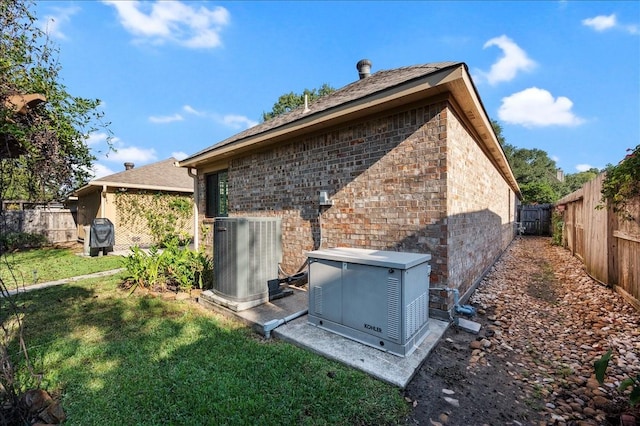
[196,98,517,316]
[431,109,516,316]
[223,100,450,281]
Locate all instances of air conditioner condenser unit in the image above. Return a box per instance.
[202,217,282,311]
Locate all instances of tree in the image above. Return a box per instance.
[0,0,110,204]
[262,83,335,121]
[1,2,110,422]
[493,119,564,203]
[564,168,599,193]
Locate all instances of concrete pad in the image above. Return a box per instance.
[275,316,448,388]
[198,286,309,335]
[198,286,450,388]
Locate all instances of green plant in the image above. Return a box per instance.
[1,0,111,203]
[557,365,573,379]
[114,191,193,247]
[0,232,47,252]
[551,210,563,246]
[121,246,150,293]
[122,239,212,294]
[599,144,640,221]
[594,349,640,407]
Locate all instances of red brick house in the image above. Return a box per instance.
[179,60,521,319]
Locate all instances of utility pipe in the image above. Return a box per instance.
[430,287,476,317]
[263,309,308,338]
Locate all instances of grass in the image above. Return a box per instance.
[2,275,409,425]
[0,247,124,286]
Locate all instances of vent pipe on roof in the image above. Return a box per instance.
[303,94,310,113]
[124,162,134,170]
[356,59,372,79]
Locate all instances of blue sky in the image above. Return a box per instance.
[34,1,639,179]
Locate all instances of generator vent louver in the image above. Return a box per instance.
[212,217,282,311]
[387,277,401,340]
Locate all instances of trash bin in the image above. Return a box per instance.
[89,218,114,256]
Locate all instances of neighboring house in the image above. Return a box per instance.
[179,60,521,319]
[73,158,194,250]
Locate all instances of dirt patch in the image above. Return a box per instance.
[405,314,544,425]
[404,237,640,426]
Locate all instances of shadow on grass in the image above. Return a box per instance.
[3,277,408,425]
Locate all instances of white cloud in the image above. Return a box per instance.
[85,132,110,146]
[582,14,639,34]
[220,114,258,129]
[575,164,593,172]
[103,0,230,48]
[162,105,257,129]
[498,87,585,127]
[626,25,640,35]
[106,146,158,164]
[551,155,560,163]
[39,6,80,40]
[183,105,206,116]
[582,14,617,32]
[91,163,116,179]
[149,113,183,123]
[479,35,536,85]
[172,151,188,160]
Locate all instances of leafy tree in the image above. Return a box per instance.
[262,83,335,121]
[493,119,564,203]
[492,119,507,147]
[1,2,109,421]
[0,0,110,203]
[519,182,557,204]
[564,168,599,193]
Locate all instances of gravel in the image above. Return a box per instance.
[405,236,640,426]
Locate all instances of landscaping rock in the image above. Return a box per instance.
[405,237,640,425]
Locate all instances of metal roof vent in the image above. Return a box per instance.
[356,59,372,79]
[124,162,134,170]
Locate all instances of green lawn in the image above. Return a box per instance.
[2,273,409,425]
[0,247,124,286]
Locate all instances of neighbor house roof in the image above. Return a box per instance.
[179,61,520,197]
[73,157,193,197]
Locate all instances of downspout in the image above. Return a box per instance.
[100,185,107,218]
[187,168,199,250]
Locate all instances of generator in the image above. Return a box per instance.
[307,247,431,357]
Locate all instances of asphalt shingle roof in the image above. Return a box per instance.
[185,61,463,160]
[91,157,193,191]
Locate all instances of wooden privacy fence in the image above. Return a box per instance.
[1,209,77,244]
[555,173,640,310]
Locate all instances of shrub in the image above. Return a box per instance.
[0,232,47,252]
[122,238,212,294]
[600,144,640,221]
[551,210,563,246]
